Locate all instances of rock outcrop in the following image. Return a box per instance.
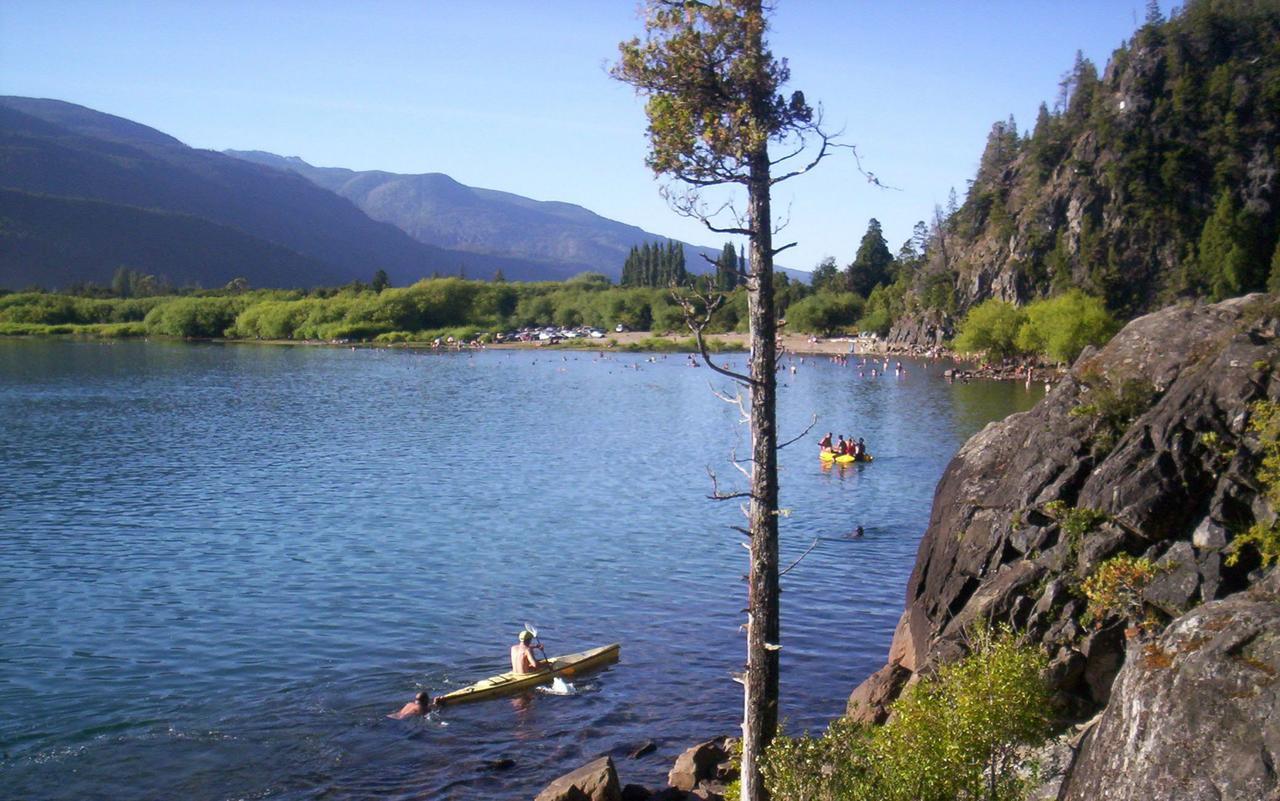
[534,756,622,801]
[849,295,1280,796]
[1060,569,1280,800]
[538,738,737,801]
[666,737,735,796]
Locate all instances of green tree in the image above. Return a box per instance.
[111,266,133,298]
[371,269,390,293]
[809,256,841,293]
[954,299,1028,362]
[786,292,862,334]
[846,218,894,296]
[718,241,742,291]
[614,3,836,796]
[1015,290,1119,363]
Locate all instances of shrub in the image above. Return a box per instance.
[954,300,1028,362]
[1080,554,1162,629]
[1225,522,1280,568]
[143,297,247,338]
[763,627,1051,801]
[786,292,864,334]
[1014,290,1119,364]
[1069,371,1157,454]
[1224,401,1280,569]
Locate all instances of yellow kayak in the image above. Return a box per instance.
[434,643,621,707]
[820,451,873,463]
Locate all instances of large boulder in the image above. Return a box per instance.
[848,295,1280,722]
[667,737,735,793]
[1060,569,1280,800]
[535,755,622,801]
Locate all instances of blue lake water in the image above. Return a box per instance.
[0,340,1042,800]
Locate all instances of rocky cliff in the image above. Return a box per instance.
[884,0,1280,349]
[848,295,1280,798]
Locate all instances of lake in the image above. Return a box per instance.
[0,339,1042,800]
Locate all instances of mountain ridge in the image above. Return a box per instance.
[222,149,755,281]
[0,97,588,289]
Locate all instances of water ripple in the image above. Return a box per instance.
[0,340,1041,799]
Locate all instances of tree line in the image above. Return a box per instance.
[0,272,812,342]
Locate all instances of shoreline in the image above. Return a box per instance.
[4,329,1065,382]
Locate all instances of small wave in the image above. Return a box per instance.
[538,677,576,696]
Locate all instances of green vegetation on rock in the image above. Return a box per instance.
[763,627,1051,801]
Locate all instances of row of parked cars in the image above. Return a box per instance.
[497,325,618,343]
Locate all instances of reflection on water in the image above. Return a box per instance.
[0,340,1041,799]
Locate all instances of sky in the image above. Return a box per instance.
[0,1,1176,272]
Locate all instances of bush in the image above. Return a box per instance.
[143,297,248,338]
[1223,401,1280,569]
[1081,554,1162,629]
[1069,371,1157,454]
[763,626,1052,801]
[787,292,864,334]
[1014,291,1119,364]
[954,300,1028,362]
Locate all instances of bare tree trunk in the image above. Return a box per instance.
[739,72,780,801]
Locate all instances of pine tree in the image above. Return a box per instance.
[846,218,895,296]
[809,256,839,291]
[613,3,835,794]
[717,241,740,291]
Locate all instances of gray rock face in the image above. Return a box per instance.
[849,296,1280,737]
[1060,569,1280,801]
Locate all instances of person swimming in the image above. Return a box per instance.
[388,691,435,719]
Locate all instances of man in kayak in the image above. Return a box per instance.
[511,630,546,674]
[819,432,833,453]
[388,691,435,719]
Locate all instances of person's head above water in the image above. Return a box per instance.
[415,691,430,706]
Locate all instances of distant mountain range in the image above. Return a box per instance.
[223,150,732,278]
[0,97,582,289]
[0,96,778,292]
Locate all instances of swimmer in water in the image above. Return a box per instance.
[388,691,435,719]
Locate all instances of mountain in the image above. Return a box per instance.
[0,97,578,290]
[0,188,344,289]
[882,0,1280,341]
[223,149,771,282]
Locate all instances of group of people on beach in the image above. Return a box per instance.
[819,432,867,458]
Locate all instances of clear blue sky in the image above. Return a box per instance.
[1,1,1175,272]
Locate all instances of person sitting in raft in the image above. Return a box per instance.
[819,432,833,453]
[857,437,867,458]
[511,630,546,675]
[388,691,435,719]
[834,435,847,455]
